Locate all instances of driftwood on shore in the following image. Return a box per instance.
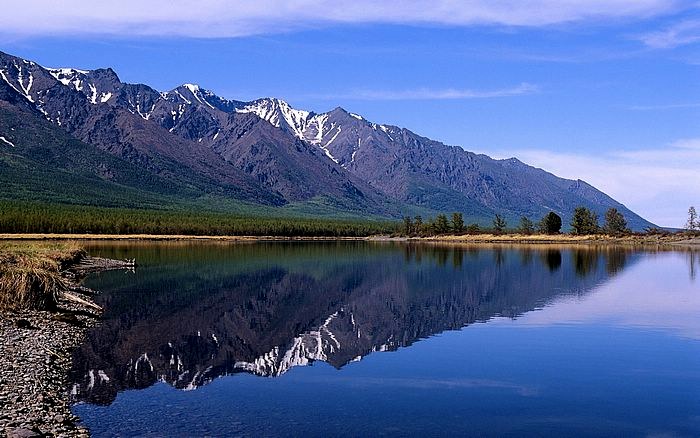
[66,256,136,275]
[61,257,136,311]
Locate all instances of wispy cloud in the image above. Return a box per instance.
[308,83,539,101]
[639,18,700,48]
[494,138,700,228]
[310,376,539,396]
[627,102,700,110]
[0,0,684,38]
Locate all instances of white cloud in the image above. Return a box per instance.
[0,0,684,38]
[494,138,700,228]
[639,18,700,48]
[310,83,538,101]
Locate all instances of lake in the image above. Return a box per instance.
[70,242,700,437]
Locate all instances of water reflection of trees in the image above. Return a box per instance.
[401,244,633,277]
[573,250,600,278]
[572,247,632,278]
[541,250,562,272]
[686,249,699,281]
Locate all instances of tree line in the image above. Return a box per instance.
[0,202,396,237]
[400,207,633,237]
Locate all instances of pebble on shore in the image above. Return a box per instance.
[1,290,99,437]
[0,254,131,437]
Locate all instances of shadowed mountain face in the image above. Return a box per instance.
[69,242,635,406]
[0,51,654,226]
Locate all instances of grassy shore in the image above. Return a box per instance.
[0,242,85,312]
[418,233,700,245]
[1,232,699,246]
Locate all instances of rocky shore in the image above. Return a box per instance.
[1,256,132,437]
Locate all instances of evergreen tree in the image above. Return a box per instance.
[604,208,628,235]
[540,212,562,235]
[571,207,599,235]
[493,214,507,233]
[414,215,424,235]
[687,206,698,231]
[518,216,535,235]
[403,216,414,235]
[452,212,464,233]
[434,214,450,234]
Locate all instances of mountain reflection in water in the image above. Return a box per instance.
[70,242,634,406]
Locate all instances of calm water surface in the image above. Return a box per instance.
[70,242,700,437]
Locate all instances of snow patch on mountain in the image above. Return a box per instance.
[16,65,34,101]
[0,136,15,147]
[88,83,98,104]
[236,98,310,139]
[174,89,191,105]
[319,124,341,163]
[47,68,88,91]
[46,67,120,107]
[181,83,215,109]
[379,124,395,141]
[0,68,33,102]
[183,83,199,94]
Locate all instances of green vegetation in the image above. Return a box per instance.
[452,213,464,233]
[493,214,507,233]
[0,202,397,237]
[395,208,646,238]
[571,207,600,235]
[539,212,562,235]
[518,216,535,235]
[0,242,84,311]
[687,206,698,231]
[434,214,450,234]
[604,208,629,236]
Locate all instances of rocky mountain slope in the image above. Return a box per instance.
[0,50,654,228]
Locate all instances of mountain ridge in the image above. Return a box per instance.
[0,50,655,229]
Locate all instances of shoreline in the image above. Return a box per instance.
[409,234,700,246]
[1,256,130,437]
[1,233,697,247]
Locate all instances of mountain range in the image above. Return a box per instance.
[0,50,654,229]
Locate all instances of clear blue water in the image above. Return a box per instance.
[70,242,700,437]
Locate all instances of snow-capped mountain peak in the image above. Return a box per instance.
[45,67,118,104]
[182,83,200,93]
[47,67,90,86]
[236,97,311,139]
[171,83,235,111]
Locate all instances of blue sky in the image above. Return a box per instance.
[1,1,699,227]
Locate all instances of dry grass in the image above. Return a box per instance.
[0,242,85,311]
[420,233,700,246]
